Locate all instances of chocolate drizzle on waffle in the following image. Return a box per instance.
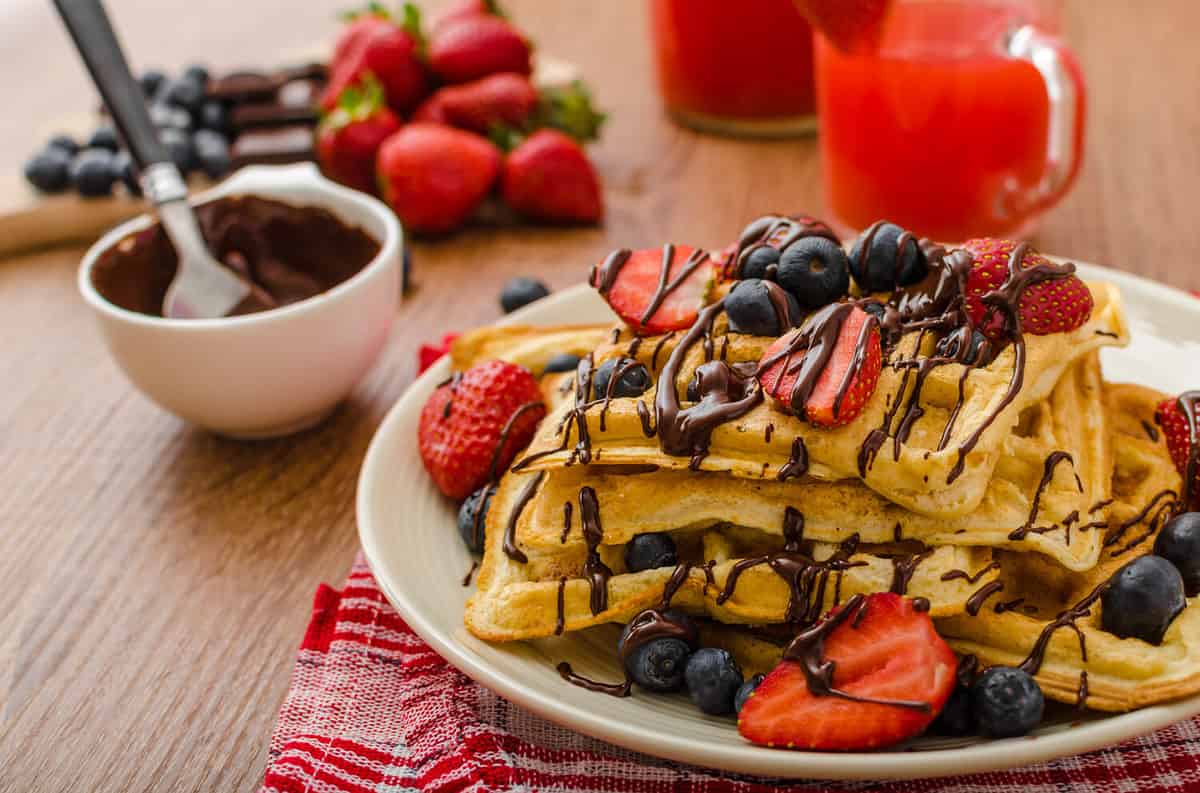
[777,437,809,481]
[1017,579,1109,676]
[889,548,934,595]
[512,355,597,470]
[578,486,614,614]
[1008,451,1083,541]
[1104,488,1180,557]
[502,472,545,563]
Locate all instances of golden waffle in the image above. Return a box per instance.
[514,283,1128,519]
[936,383,1192,712]
[450,323,612,375]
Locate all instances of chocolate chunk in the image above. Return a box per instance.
[206,70,285,102]
[230,125,315,167]
[230,80,321,129]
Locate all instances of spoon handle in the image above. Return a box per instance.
[51,0,170,172]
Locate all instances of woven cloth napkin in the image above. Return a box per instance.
[259,553,1200,793]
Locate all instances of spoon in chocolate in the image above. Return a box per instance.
[52,0,273,318]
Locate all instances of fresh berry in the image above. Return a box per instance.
[24,148,72,193]
[778,236,852,309]
[376,123,502,235]
[961,238,1094,337]
[934,327,991,366]
[47,134,80,157]
[1101,555,1185,645]
[417,360,546,499]
[860,300,886,321]
[500,276,550,313]
[157,76,205,114]
[738,593,957,750]
[158,127,195,173]
[624,533,677,573]
[592,356,652,400]
[739,245,781,281]
[1154,512,1200,596]
[110,150,140,196]
[140,69,166,98]
[542,352,581,375]
[424,72,539,134]
[929,683,973,736]
[192,129,232,179]
[1156,398,1200,508]
[757,305,882,427]
[623,635,692,693]
[618,609,697,657]
[323,7,428,114]
[790,0,892,54]
[970,667,1044,738]
[412,93,453,124]
[87,125,120,152]
[590,245,714,334]
[501,129,604,225]
[182,63,210,86]
[149,103,193,131]
[734,673,765,714]
[848,221,924,293]
[70,149,116,197]
[428,14,532,84]
[726,279,799,336]
[684,648,743,715]
[198,100,231,134]
[316,76,402,194]
[457,485,493,552]
[432,0,505,36]
[417,332,460,374]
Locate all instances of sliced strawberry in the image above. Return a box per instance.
[418,332,460,374]
[961,238,1094,338]
[714,241,740,282]
[792,0,892,54]
[1157,397,1200,507]
[757,305,881,427]
[590,245,715,334]
[738,593,956,751]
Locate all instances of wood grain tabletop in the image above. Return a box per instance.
[1,1,1198,790]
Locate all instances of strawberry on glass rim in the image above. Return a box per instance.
[590,245,717,334]
[791,0,892,53]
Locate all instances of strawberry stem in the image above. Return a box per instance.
[535,80,606,143]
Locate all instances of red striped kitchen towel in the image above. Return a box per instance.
[260,553,1200,792]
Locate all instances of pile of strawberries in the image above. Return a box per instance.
[316,0,605,234]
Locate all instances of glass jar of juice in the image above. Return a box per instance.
[816,0,1086,241]
[649,0,818,138]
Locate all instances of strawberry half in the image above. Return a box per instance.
[590,245,715,334]
[757,305,881,427]
[792,0,892,53]
[961,238,1094,338]
[1157,397,1200,507]
[738,593,956,751]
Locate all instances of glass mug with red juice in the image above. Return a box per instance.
[816,0,1085,241]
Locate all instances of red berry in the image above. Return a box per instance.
[758,305,882,427]
[322,14,428,114]
[432,0,505,36]
[1157,397,1200,507]
[501,129,603,225]
[417,332,460,375]
[433,72,539,134]
[428,15,531,84]
[316,76,402,195]
[418,360,546,500]
[738,593,957,751]
[589,245,716,334]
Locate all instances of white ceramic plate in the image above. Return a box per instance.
[358,263,1200,780]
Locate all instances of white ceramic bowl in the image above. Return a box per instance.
[79,163,402,438]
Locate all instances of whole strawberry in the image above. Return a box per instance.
[501,129,603,225]
[376,123,502,235]
[432,0,505,36]
[1156,396,1200,508]
[961,238,1094,338]
[316,77,401,195]
[322,4,428,114]
[418,360,546,499]
[428,14,532,84]
[416,72,539,134]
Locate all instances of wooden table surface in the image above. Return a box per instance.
[2,1,1199,790]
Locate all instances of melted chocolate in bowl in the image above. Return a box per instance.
[90,195,381,317]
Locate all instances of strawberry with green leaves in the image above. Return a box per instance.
[316,76,402,195]
[322,3,428,114]
[501,129,603,225]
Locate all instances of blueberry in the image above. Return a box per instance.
[193,129,231,179]
[158,76,205,114]
[70,148,116,197]
[776,237,851,310]
[149,102,193,131]
[624,533,678,572]
[158,127,195,173]
[937,327,990,366]
[970,666,1043,738]
[739,245,780,280]
[197,100,231,133]
[46,134,80,157]
[183,64,210,87]
[1154,512,1200,596]
[618,608,697,657]
[87,125,120,151]
[623,636,692,692]
[23,148,72,193]
[591,356,652,400]
[542,352,581,374]
[140,68,166,97]
[930,684,974,736]
[457,486,492,553]
[861,300,886,321]
[1101,555,1186,644]
[849,221,926,292]
[726,279,800,336]
[110,150,141,196]
[500,276,550,313]
[734,673,764,714]
[684,647,743,715]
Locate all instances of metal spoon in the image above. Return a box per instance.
[52,0,268,318]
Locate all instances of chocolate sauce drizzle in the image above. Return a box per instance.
[560,501,573,543]
[512,354,597,471]
[1017,579,1108,676]
[554,577,567,635]
[965,580,1005,616]
[1104,488,1180,558]
[1009,451,1083,541]
[940,561,1001,586]
[578,486,613,614]
[777,437,809,481]
[1141,419,1161,443]
[462,560,479,587]
[732,214,839,278]
[502,472,545,563]
[889,548,933,595]
[650,332,675,371]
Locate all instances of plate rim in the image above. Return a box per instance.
[357,262,1200,780]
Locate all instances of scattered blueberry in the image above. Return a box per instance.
[542,352,581,375]
[970,666,1043,738]
[158,127,195,173]
[197,100,230,133]
[684,647,743,716]
[110,150,141,196]
[734,673,765,714]
[183,63,210,86]
[70,148,117,197]
[1101,555,1185,644]
[849,221,926,292]
[193,129,231,179]
[618,609,697,657]
[500,276,550,313]
[929,684,974,736]
[623,636,692,692]
[1154,512,1200,596]
[776,236,851,310]
[624,533,678,573]
[739,245,780,280]
[936,327,990,366]
[591,356,652,400]
[158,76,205,114]
[46,134,80,157]
[457,486,492,553]
[23,148,73,193]
[87,125,120,152]
[140,69,166,98]
[726,278,799,336]
[149,102,193,131]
